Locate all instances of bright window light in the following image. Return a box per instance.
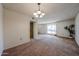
[47,24,56,34]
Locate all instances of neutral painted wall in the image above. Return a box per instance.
[38,24,47,34]
[34,22,38,39]
[4,8,38,49]
[75,13,79,46]
[0,4,4,55]
[56,19,75,37]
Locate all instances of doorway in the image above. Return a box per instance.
[30,21,34,39]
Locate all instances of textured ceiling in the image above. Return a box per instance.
[3,3,79,23]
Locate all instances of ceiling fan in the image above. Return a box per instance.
[33,3,45,18]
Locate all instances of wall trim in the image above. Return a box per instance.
[55,34,74,39]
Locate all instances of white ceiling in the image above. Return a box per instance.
[3,3,79,23]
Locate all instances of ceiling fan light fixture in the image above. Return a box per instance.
[41,13,45,16]
[33,3,45,18]
[40,15,43,18]
[33,13,37,16]
[37,11,41,14]
[35,15,39,17]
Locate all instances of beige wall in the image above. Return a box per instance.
[38,24,47,34]
[56,19,75,37]
[34,22,38,39]
[0,4,4,55]
[4,8,38,49]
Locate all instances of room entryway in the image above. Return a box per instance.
[30,21,34,39]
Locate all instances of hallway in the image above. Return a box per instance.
[2,35,79,56]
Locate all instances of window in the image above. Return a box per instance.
[47,24,56,34]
